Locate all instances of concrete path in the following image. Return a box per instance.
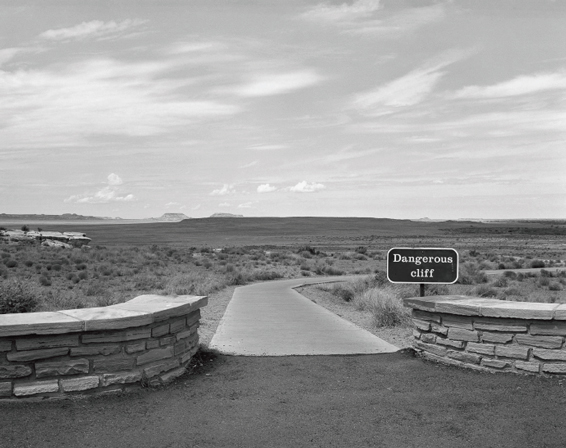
[209,276,399,356]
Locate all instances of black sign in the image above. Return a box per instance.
[387,248,459,284]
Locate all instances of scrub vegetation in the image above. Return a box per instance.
[1,218,565,320]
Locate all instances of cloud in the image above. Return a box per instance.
[248,144,289,151]
[0,57,240,147]
[349,4,446,36]
[234,70,323,97]
[240,160,258,168]
[453,72,566,99]
[165,201,181,208]
[352,51,467,114]
[39,19,147,41]
[107,173,123,186]
[301,0,381,23]
[219,202,230,207]
[257,184,277,193]
[64,173,135,204]
[238,202,254,209]
[210,184,235,196]
[289,181,326,193]
[301,0,444,37]
[0,48,21,66]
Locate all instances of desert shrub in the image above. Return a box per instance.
[134,275,165,291]
[4,259,17,268]
[301,270,311,276]
[251,270,284,281]
[77,271,88,281]
[39,276,52,287]
[85,281,108,296]
[326,284,355,302]
[0,280,38,313]
[355,286,411,327]
[503,271,518,280]
[24,260,33,267]
[322,266,345,276]
[548,281,563,291]
[458,262,487,285]
[470,284,498,298]
[538,276,550,287]
[491,276,508,288]
[425,284,449,295]
[531,260,546,268]
[540,269,553,278]
[503,286,523,297]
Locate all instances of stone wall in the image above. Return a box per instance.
[0,294,207,400]
[403,295,566,375]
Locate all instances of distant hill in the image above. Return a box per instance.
[0,213,117,221]
[210,213,244,218]
[152,213,191,222]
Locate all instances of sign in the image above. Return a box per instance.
[387,247,459,284]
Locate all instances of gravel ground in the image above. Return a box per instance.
[198,280,413,350]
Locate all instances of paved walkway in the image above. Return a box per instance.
[209,277,399,356]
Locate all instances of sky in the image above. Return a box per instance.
[1,0,565,220]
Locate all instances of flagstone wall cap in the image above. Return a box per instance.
[0,295,207,337]
[404,296,564,320]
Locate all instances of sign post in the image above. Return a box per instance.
[387,248,459,297]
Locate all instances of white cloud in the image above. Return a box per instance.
[240,160,258,168]
[107,173,123,186]
[210,184,235,196]
[0,57,240,147]
[39,19,147,41]
[301,0,444,38]
[165,201,181,208]
[301,0,381,23]
[238,202,254,209]
[257,184,277,193]
[349,4,446,36]
[352,52,467,113]
[234,70,323,97]
[453,72,566,99]
[248,144,289,151]
[64,173,134,203]
[0,48,21,66]
[219,202,230,207]
[289,181,326,193]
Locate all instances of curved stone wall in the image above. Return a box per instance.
[0,294,207,400]
[403,295,566,375]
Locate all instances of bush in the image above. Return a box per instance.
[0,280,38,313]
[470,284,498,298]
[531,260,546,268]
[548,281,563,291]
[357,286,411,328]
[491,276,508,288]
[4,259,17,268]
[39,276,52,287]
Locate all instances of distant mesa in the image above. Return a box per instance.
[151,213,191,222]
[0,213,117,221]
[209,213,244,218]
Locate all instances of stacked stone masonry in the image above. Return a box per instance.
[403,295,566,376]
[0,294,207,400]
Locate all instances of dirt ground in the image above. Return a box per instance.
[3,283,566,447]
[2,351,566,448]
